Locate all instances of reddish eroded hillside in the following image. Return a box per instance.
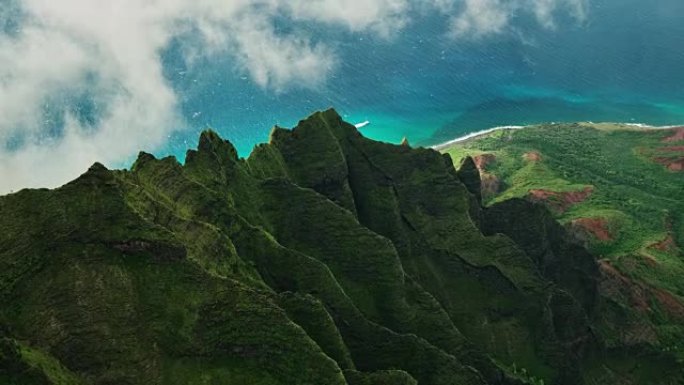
[649,234,678,254]
[598,260,658,344]
[472,153,496,170]
[651,144,684,171]
[654,157,684,171]
[599,260,650,313]
[599,260,684,324]
[527,186,593,213]
[659,146,684,152]
[652,288,684,320]
[663,127,684,142]
[472,153,501,196]
[570,217,613,241]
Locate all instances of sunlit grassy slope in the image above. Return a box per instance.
[443,123,684,366]
[443,123,683,259]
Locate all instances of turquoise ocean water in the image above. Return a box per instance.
[161,0,684,158]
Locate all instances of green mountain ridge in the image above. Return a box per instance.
[1,110,682,384]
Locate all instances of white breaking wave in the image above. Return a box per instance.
[354,120,370,129]
[431,125,525,150]
[623,123,683,130]
[431,121,684,151]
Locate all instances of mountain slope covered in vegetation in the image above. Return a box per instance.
[1,111,682,384]
[443,122,684,375]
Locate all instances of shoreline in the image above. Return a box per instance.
[430,122,684,151]
[430,125,525,151]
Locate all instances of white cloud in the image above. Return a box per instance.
[448,0,588,38]
[230,15,337,90]
[0,0,344,194]
[284,0,410,37]
[0,0,185,193]
[528,0,588,29]
[449,0,510,38]
[0,0,588,194]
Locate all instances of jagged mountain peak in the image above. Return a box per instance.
[1,112,682,385]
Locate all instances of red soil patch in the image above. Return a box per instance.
[527,186,593,213]
[596,259,660,344]
[659,146,684,152]
[663,127,684,142]
[523,151,542,162]
[571,217,613,241]
[643,145,683,171]
[653,157,684,171]
[649,234,678,254]
[598,260,684,321]
[652,288,684,320]
[598,260,651,313]
[472,153,501,196]
[472,153,496,171]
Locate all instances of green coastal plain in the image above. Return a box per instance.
[1,111,683,384]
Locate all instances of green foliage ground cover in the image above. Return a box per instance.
[1,112,683,384]
[444,123,683,258]
[443,123,684,364]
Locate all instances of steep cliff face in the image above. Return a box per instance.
[1,110,682,384]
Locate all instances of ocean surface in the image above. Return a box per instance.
[161,0,684,158]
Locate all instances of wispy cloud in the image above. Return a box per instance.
[0,0,588,194]
[0,0,345,193]
[230,14,337,90]
[448,0,588,38]
[449,0,511,38]
[284,0,410,36]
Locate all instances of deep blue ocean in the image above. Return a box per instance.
[161,0,684,158]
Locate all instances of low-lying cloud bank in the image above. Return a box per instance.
[0,0,588,194]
